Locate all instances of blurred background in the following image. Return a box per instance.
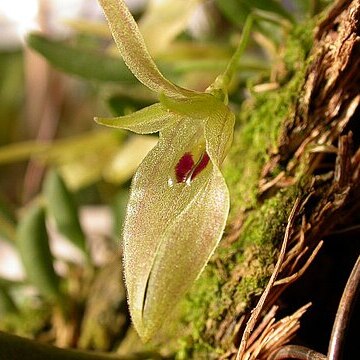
[0,0,333,356]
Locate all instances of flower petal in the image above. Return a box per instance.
[98,0,192,98]
[123,117,229,340]
[159,93,235,165]
[204,108,235,166]
[95,103,173,134]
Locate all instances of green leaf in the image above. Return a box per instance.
[0,213,16,244]
[215,0,295,25]
[139,0,200,56]
[122,116,229,340]
[0,51,24,146]
[0,132,122,168]
[0,287,18,315]
[27,33,136,83]
[98,0,193,97]
[0,197,17,243]
[43,170,88,257]
[0,331,136,360]
[16,203,62,301]
[0,141,49,165]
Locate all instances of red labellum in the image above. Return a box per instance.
[192,153,210,180]
[175,152,194,183]
[175,152,210,183]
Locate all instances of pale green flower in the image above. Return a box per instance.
[96,0,235,341]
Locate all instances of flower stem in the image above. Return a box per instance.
[222,15,254,90]
[207,15,254,101]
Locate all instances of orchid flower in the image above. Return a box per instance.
[96,0,243,341]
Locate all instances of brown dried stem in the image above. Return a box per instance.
[269,345,326,360]
[236,199,300,360]
[327,255,360,360]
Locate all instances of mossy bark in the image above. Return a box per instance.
[178,1,360,358]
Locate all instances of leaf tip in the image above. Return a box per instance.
[93,116,108,127]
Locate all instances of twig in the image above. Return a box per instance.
[330,224,360,235]
[274,241,323,286]
[269,345,326,360]
[328,255,360,360]
[236,198,300,360]
[260,303,311,358]
[243,303,311,360]
[246,305,278,348]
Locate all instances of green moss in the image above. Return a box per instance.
[237,187,298,250]
[180,186,299,357]
[181,264,225,339]
[178,19,315,358]
[224,20,314,218]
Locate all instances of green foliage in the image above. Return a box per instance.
[0,331,131,360]
[43,170,88,256]
[0,302,52,338]
[27,33,136,83]
[0,197,16,243]
[0,287,17,316]
[215,0,295,25]
[0,141,50,165]
[0,51,24,146]
[16,203,62,302]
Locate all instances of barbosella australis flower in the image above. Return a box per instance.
[96,0,244,341]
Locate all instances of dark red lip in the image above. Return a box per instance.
[175,152,210,183]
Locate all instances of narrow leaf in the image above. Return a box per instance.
[215,0,295,26]
[43,170,88,256]
[0,197,17,242]
[16,203,62,301]
[0,213,16,243]
[27,33,136,83]
[0,141,49,165]
[98,0,193,97]
[0,287,18,315]
[0,331,131,360]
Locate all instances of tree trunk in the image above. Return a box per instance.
[179,1,360,358]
